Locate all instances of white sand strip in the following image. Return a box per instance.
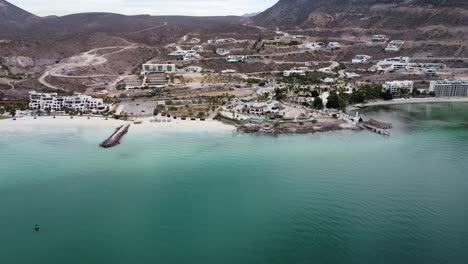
[0,116,235,133]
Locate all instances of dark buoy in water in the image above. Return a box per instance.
[34,225,40,232]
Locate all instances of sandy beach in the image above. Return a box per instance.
[358,97,468,107]
[0,115,236,133]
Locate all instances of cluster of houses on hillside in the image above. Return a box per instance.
[371,57,446,75]
[29,92,110,113]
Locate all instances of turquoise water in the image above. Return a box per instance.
[1,103,468,264]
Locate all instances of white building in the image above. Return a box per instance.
[283,69,306,77]
[429,80,468,97]
[190,38,201,44]
[221,69,237,74]
[327,42,341,50]
[207,38,235,45]
[29,91,109,113]
[385,40,405,52]
[141,63,176,75]
[168,50,199,60]
[216,48,230,56]
[352,55,371,64]
[377,57,410,71]
[344,72,360,79]
[304,42,325,50]
[120,78,143,89]
[184,66,203,73]
[226,55,246,63]
[372,35,388,42]
[382,81,414,96]
[191,45,204,52]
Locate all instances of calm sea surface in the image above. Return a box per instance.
[1,103,468,264]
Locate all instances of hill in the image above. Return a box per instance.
[0,0,38,33]
[253,0,468,29]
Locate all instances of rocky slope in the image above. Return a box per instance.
[253,0,468,29]
[0,0,39,33]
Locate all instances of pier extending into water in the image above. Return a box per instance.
[99,124,130,148]
[363,124,390,136]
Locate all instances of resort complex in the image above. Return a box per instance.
[28,92,110,113]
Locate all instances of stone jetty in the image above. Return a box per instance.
[99,124,130,148]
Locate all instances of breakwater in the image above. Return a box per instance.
[99,124,130,148]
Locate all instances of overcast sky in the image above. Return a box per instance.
[10,0,278,16]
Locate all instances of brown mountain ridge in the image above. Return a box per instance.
[252,0,468,29]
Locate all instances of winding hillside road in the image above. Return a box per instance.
[38,23,168,91]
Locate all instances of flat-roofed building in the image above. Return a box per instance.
[141,63,176,75]
[352,55,371,64]
[216,48,230,56]
[372,35,388,42]
[429,80,468,97]
[184,66,203,73]
[283,69,306,77]
[377,57,410,71]
[226,55,247,63]
[145,74,168,89]
[382,81,414,96]
[385,40,405,52]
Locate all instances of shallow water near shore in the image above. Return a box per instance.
[1,103,468,264]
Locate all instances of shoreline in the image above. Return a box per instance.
[356,97,468,108]
[0,116,236,133]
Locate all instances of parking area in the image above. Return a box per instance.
[115,101,158,116]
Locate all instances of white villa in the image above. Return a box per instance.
[29,91,109,113]
[283,69,306,77]
[377,57,410,71]
[183,66,203,73]
[304,42,325,50]
[327,42,341,50]
[141,63,176,75]
[169,50,200,60]
[226,55,247,63]
[372,35,388,42]
[429,80,468,97]
[216,48,230,56]
[221,69,237,74]
[382,81,414,96]
[191,45,204,52]
[207,38,235,45]
[385,40,405,52]
[352,55,371,64]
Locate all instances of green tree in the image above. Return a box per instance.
[382,90,393,101]
[349,89,366,104]
[312,96,323,109]
[326,92,347,111]
[311,90,320,97]
[274,88,287,101]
